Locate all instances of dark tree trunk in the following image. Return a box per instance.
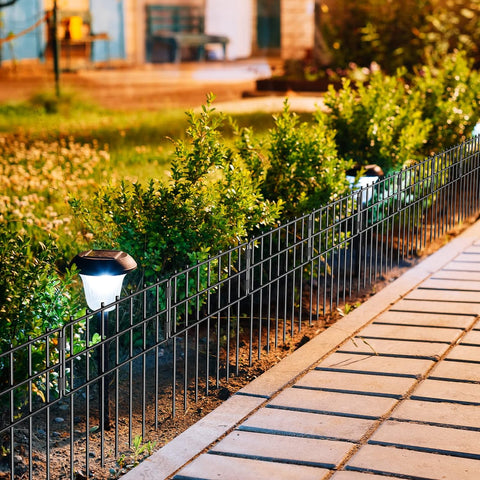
[313,0,333,67]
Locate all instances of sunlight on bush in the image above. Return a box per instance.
[235,100,353,215]
[70,95,282,284]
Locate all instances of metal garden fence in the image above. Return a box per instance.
[1,137,480,479]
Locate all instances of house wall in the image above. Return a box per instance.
[1,0,317,65]
[43,0,89,12]
[281,0,315,59]
[43,0,87,9]
[0,0,45,64]
[123,0,137,64]
[205,0,254,60]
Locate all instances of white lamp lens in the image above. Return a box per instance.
[79,274,126,312]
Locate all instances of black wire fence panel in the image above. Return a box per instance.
[1,137,480,478]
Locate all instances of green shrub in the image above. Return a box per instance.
[0,227,81,408]
[236,100,353,216]
[71,96,281,283]
[315,53,480,173]
[316,52,480,173]
[318,69,431,173]
[419,0,480,68]
[0,230,79,349]
[319,0,428,73]
[319,0,480,73]
[412,51,480,152]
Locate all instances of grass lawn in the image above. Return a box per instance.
[0,90,282,184]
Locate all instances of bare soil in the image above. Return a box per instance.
[0,64,257,111]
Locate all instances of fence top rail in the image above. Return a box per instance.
[0,326,63,359]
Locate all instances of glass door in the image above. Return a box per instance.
[256,0,280,52]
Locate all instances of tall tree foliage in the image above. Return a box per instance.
[315,0,480,73]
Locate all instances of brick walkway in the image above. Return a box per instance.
[124,221,480,480]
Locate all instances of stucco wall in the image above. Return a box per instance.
[205,0,253,60]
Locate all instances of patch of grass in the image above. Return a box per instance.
[0,90,290,183]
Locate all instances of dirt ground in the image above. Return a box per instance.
[0,60,327,114]
[0,62,268,111]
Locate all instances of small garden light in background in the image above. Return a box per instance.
[472,122,480,138]
[346,164,384,205]
[71,249,137,311]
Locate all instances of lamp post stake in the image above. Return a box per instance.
[52,0,60,98]
[71,250,137,432]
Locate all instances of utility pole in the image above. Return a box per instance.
[52,0,60,97]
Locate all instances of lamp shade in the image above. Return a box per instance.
[71,250,137,311]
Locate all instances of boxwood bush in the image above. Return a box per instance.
[235,100,353,216]
[318,67,431,173]
[315,51,480,174]
[70,96,282,284]
[412,51,480,152]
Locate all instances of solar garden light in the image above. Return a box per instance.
[71,249,137,312]
[71,249,137,430]
[346,164,384,206]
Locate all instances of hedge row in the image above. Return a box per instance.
[1,52,480,348]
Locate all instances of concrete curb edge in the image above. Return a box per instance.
[122,219,480,480]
